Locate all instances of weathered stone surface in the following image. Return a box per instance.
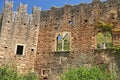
[0,0,40,74]
[0,0,120,80]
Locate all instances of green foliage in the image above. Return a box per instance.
[57,41,62,51]
[96,21,114,49]
[23,72,39,80]
[112,46,120,49]
[0,66,39,80]
[96,32,112,48]
[61,66,116,80]
[96,22,114,32]
[64,40,70,51]
[57,35,70,51]
[109,48,120,58]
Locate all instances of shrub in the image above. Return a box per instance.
[0,66,39,80]
[61,66,116,80]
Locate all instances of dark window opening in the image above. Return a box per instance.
[56,18,58,20]
[37,52,39,54]
[54,26,58,30]
[68,21,73,25]
[16,45,24,55]
[71,16,74,18]
[112,17,115,19]
[43,77,48,80]
[109,5,112,7]
[5,47,8,49]
[93,19,96,21]
[24,23,26,25]
[7,21,10,23]
[84,19,88,23]
[42,69,50,76]
[31,49,34,51]
[43,52,45,54]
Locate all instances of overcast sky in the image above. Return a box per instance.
[0,0,93,13]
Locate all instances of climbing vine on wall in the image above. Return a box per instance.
[96,21,114,33]
[96,21,114,49]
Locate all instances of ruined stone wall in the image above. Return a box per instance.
[35,0,120,80]
[0,1,40,73]
[0,14,3,34]
[0,0,120,80]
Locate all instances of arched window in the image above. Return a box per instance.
[56,33,70,51]
[105,32,112,48]
[63,34,70,51]
[96,31,112,49]
[96,32,104,49]
[57,34,62,51]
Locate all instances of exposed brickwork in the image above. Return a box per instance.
[0,0,120,80]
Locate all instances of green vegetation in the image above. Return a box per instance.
[57,40,62,51]
[96,21,114,33]
[0,66,39,80]
[57,34,70,51]
[96,32,112,48]
[64,40,70,51]
[96,21,114,49]
[61,66,116,80]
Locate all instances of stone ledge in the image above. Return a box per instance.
[52,51,70,57]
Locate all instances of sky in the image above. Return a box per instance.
[0,0,92,14]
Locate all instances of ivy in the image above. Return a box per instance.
[96,21,114,33]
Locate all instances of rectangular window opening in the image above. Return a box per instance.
[16,45,24,55]
[41,69,51,76]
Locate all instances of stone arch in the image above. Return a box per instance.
[96,32,104,49]
[63,33,70,51]
[96,31,112,49]
[105,31,113,48]
[56,32,70,51]
[56,34,62,51]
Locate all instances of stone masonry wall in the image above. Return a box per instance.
[35,0,120,80]
[0,0,120,80]
[0,1,40,73]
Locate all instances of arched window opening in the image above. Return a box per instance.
[63,34,70,51]
[56,33,70,51]
[57,34,62,51]
[96,32,104,49]
[96,31,112,49]
[105,31,112,48]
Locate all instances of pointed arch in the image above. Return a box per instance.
[56,34,62,51]
[105,31,113,48]
[96,31,112,49]
[96,32,104,49]
[63,33,70,51]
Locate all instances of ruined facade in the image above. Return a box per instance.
[0,1,40,73]
[0,0,120,80]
